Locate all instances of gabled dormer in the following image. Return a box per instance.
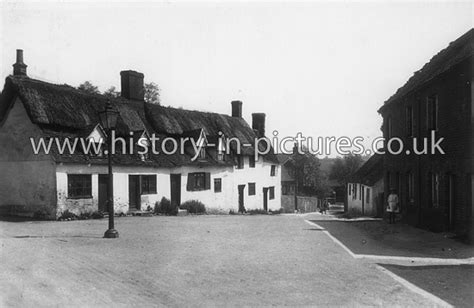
[86,124,106,157]
[133,130,151,161]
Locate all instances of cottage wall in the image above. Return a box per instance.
[347,182,382,217]
[56,164,170,216]
[175,155,281,212]
[0,98,57,218]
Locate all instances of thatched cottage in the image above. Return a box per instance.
[0,50,281,218]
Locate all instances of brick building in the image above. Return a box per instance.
[378,29,473,236]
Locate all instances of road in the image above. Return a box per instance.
[0,214,435,306]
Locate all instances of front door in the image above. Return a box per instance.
[170,174,181,208]
[263,187,268,211]
[98,174,108,212]
[238,185,245,213]
[129,175,141,210]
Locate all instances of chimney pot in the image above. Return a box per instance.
[120,70,144,101]
[231,100,242,118]
[13,49,27,76]
[252,113,266,137]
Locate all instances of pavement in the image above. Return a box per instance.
[0,214,472,307]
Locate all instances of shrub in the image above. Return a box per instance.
[154,197,177,215]
[91,211,104,219]
[229,209,237,215]
[59,210,77,221]
[180,200,206,214]
[78,212,92,220]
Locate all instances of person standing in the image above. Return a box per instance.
[387,189,399,224]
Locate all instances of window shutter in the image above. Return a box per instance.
[187,173,195,191]
[205,173,211,190]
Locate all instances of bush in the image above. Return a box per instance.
[154,197,177,216]
[180,200,206,214]
[91,211,104,219]
[229,209,237,215]
[59,210,77,221]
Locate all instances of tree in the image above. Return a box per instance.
[329,154,364,210]
[329,153,364,186]
[103,86,120,98]
[78,81,100,94]
[144,82,160,104]
[291,147,331,198]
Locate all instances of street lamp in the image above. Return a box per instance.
[99,100,119,239]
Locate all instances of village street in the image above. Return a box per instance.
[2,214,470,307]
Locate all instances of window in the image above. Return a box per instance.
[214,178,222,193]
[348,184,351,196]
[406,106,413,137]
[407,172,415,204]
[248,183,256,196]
[366,187,370,203]
[249,155,255,168]
[236,155,244,169]
[359,184,362,200]
[68,174,92,198]
[269,186,275,200]
[187,172,211,191]
[141,175,157,194]
[430,173,439,208]
[426,95,438,131]
[270,165,276,176]
[217,152,224,161]
[354,184,357,199]
[199,147,206,160]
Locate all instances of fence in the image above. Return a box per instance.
[281,195,321,213]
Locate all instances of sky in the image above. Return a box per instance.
[1,0,472,156]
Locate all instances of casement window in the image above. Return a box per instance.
[214,178,222,193]
[366,188,370,203]
[141,175,157,194]
[68,174,92,198]
[269,186,275,200]
[406,105,413,137]
[198,147,206,160]
[429,173,440,208]
[236,155,244,169]
[187,172,211,191]
[407,172,415,204]
[248,183,256,196]
[270,165,276,176]
[426,95,438,131]
[249,155,255,168]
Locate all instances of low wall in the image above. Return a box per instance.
[281,195,320,213]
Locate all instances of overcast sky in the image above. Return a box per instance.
[1,1,472,156]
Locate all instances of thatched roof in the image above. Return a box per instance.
[0,75,278,167]
[379,28,473,113]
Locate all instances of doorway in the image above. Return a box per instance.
[98,174,108,212]
[263,187,268,211]
[170,174,181,208]
[129,175,141,210]
[238,185,245,213]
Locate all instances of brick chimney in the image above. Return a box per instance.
[120,70,144,101]
[231,100,242,118]
[13,49,27,76]
[252,113,266,137]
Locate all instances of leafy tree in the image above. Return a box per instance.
[144,82,160,104]
[329,153,364,186]
[290,147,332,197]
[103,86,120,98]
[78,81,100,94]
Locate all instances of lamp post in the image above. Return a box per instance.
[99,100,119,239]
